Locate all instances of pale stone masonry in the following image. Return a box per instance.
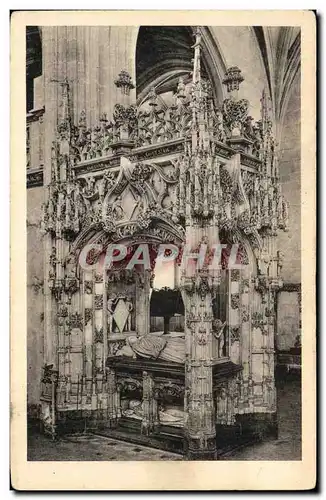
[26,25,301,459]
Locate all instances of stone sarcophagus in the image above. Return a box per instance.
[39,28,288,459]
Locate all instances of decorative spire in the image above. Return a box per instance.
[260,88,273,132]
[57,78,72,162]
[58,78,71,126]
[192,27,202,84]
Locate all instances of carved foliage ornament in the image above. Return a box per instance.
[94,294,103,310]
[229,326,240,344]
[222,98,249,137]
[94,327,104,344]
[231,294,240,310]
[84,308,92,325]
[129,162,153,183]
[114,70,135,95]
[251,312,265,329]
[66,312,83,330]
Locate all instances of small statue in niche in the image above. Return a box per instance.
[65,253,77,278]
[125,296,133,332]
[215,110,227,142]
[277,250,284,276]
[98,177,106,201]
[212,319,227,358]
[190,303,197,319]
[176,76,186,99]
[84,176,95,197]
[107,293,118,333]
[217,386,228,424]
[257,246,270,276]
[111,196,124,220]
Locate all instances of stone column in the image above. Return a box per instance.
[135,271,150,336]
[106,367,118,428]
[182,225,217,460]
[42,27,61,369]
[65,26,137,128]
[83,271,93,380]
[141,371,155,435]
[229,269,241,364]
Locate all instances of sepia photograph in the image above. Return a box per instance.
[11,10,316,490]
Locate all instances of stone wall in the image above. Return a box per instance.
[278,72,301,283]
[276,71,301,350]
[42,26,137,128]
[276,290,300,351]
[210,26,268,119]
[27,187,44,407]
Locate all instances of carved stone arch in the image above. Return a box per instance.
[219,227,259,276]
[72,226,105,258]
[101,159,158,232]
[71,214,185,269]
[110,217,185,248]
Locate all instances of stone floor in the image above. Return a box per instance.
[28,376,301,461]
[222,376,301,461]
[27,432,182,461]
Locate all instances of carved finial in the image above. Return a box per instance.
[194,26,202,45]
[114,70,135,96]
[222,66,244,95]
[260,88,273,130]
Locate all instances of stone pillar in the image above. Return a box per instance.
[42,27,62,369]
[135,271,150,336]
[182,225,217,460]
[63,26,137,128]
[83,271,94,381]
[141,371,155,435]
[106,367,118,428]
[229,269,241,364]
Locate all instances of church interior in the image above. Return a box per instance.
[26,25,301,460]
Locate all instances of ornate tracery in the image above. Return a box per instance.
[38,26,288,459]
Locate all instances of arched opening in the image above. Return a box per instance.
[136,26,195,98]
[150,257,185,336]
[135,26,225,107]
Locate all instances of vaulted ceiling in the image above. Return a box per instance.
[136,26,199,100]
[253,26,301,133]
[136,26,226,106]
[25,25,300,135]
